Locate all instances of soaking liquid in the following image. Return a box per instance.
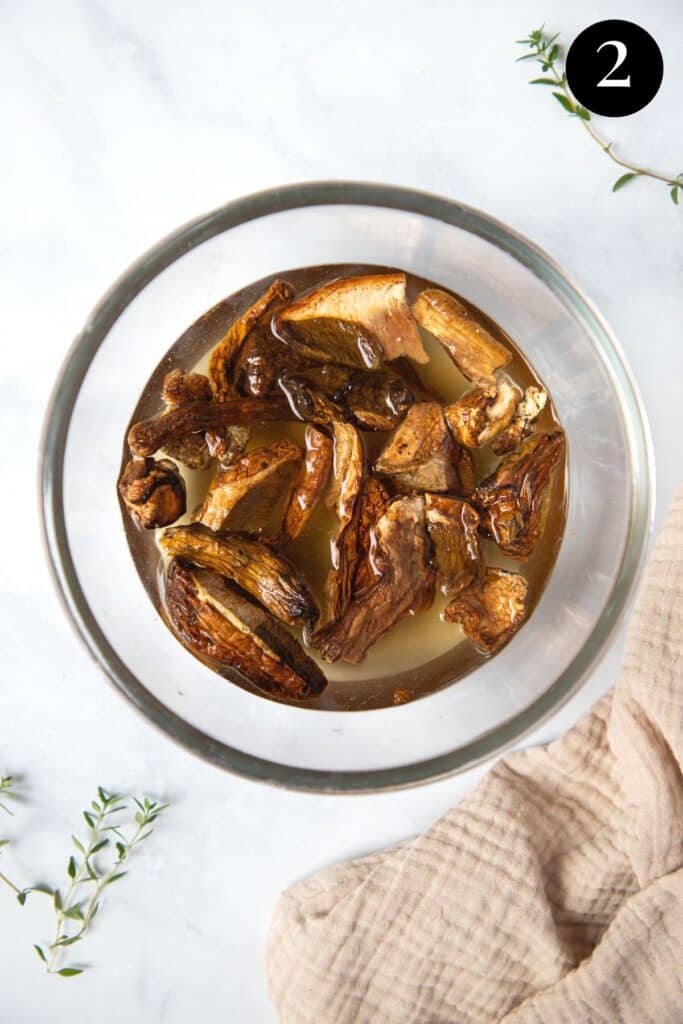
[121,265,567,710]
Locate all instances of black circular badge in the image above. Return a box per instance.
[565,20,663,117]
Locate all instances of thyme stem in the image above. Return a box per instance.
[517,27,682,201]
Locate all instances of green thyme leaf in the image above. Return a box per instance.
[612,173,639,192]
[57,967,83,977]
[34,945,47,963]
[552,92,575,114]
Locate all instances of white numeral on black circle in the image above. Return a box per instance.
[597,40,631,87]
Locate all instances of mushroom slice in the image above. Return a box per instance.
[311,496,435,664]
[159,525,318,627]
[158,369,215,469]
[351,477,392,597]
[278,374,348,426]
[345,370,415,430]
[161,369,212,405]
[277,273,428,369]
[165,560,326,700]
[158,368,248,471]
[233,327,312,398]
[204,425,251,469]
[321,422,365,624]
[118,457,186,529]
[444,568,527,655]
[282,364,415,431]
[196,440,301,533]
[128,397,295,457]
[375,402,462,493]
[473,430,565,558]
[444,376,522,448]
[279,426,334,544]
[411,289,511,382]
[208,279,295,400]
[424,494,481,596]
[492,386,548,455]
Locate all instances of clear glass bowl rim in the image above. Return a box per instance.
[40,181,654,793]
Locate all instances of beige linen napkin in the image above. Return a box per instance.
[267,488,683,1024]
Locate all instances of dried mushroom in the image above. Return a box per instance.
[444,568,527,654]
[157,369,215,469]
[128,396,295,457]
[278,374,347,426]
[161,369,212,404]
[375,402,463,493]
[165,560,326,700]
[197,440,301,533]
[345,370,414,430]
[159,525,318,627]
[492,386,547,455]
[233,328,310,397]
[279,426,333,543]
[284,364,416,431]
[120,270,568,708]
[444,377,522,448]
[277,273,429,369]
[473,431,565,558]
[350,477,392,597]
[208,279,295,400]
[321,422,365,624]
[118,457,186,529]
[311,495,435,664]
[424,494,481,596]
[204,425,251,468]
[412,289,511,382]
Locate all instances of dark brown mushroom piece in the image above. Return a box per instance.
[279,426,334,544]
[473,430,565,558]
[276,273,429,369]
[311,495,435,664]
[491,386,548,456]
[320,422,365,625]
[444,376,522,449]
[204,425,251,468]
[128,396,296,458]
[196,440,301,533]
[282,364,416,431]
[165,559,326,700]
[375,402,466,494]
[278,374,348,426]
[350,476,392,597]
[443,567,527,655]
[424,494,481,596]
[411,288,511,383]
[118,457,186,529]
[233,326,312,398]
[344,370,415,430]
[159,525,318,627]
[208,279,295,400]
[158,368,248,471]
[161,368,212,405]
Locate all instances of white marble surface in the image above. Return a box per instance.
[1,0,681,1020]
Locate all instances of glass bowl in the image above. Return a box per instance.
[41,182,654,793]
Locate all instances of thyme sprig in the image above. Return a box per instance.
[32,787,168,977]
[516,27,682,204]
[0,778,167,978]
